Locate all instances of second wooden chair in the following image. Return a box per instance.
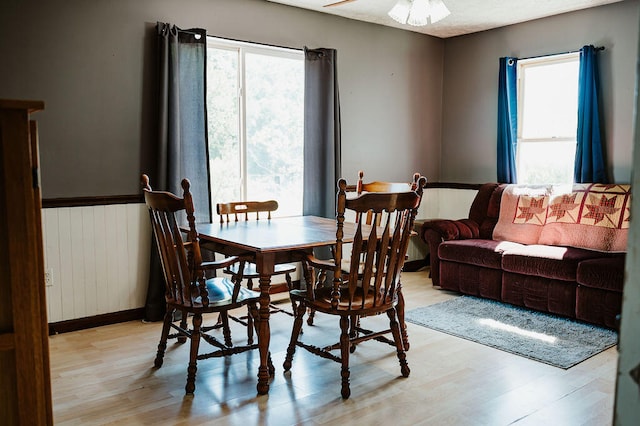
[307,171,424,352]
[215,200,299,344]
[283,175,427,399]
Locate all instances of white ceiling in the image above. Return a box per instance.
[266,0,623,38]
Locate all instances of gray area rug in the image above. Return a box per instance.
[405,296,618,369]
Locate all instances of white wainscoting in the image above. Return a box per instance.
[41,202,294,323]
[42,204,152,323]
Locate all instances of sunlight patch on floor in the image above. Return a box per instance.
[478,318,557,344]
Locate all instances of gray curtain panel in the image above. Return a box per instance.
[145,22,209,322]
[156,22,211,220]
[302,47,342,220]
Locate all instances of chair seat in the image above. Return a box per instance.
[225,262,297,278]
[290,287,397,315]
[168,277,260,309]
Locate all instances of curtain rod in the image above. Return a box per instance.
[180,29,203,38]
[517,45,604,61]
[157,23,205,40]
[207,34,303,52]
[161,23,302,51]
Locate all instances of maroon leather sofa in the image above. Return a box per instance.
[420,183,626,329]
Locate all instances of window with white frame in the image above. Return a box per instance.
[517,52,580,184]
[206,37,304,216]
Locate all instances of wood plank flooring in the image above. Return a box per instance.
[49,269,617,425]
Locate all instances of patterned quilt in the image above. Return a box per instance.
[493,184,630,252]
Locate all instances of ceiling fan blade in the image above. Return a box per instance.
[324,0,357,7]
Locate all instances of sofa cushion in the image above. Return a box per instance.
[501,245,602,281]
[438,239,524,269]
[502,272,576,318]
[538,183,630,252]
[469,183,500,227]
[469,183,505,239]
[576,255,626,292]
[493,185,552,244]
[439,260,503,300]
[576,286,622,329]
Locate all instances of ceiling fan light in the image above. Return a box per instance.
[388,0,412,25]
[429,0,451,24]
[408,0,430,26]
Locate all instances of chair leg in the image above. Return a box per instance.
[219,311,233,347]
[349,314,359,338]
[306,308,316,326]
[283,302,306,372]
[387,308,410,378]
[397,286,410,351]
[246,309,254,345]
[245,277,256,344]
[285,272,297,314]
[306,266,322,326]
[339,315,351,399]
[267,351,275,377]
[348,314,360,353]
[154,306,174,368]
[186,313,203,394]
[177,309,188,344]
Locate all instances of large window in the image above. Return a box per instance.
[206,38,304,216]
[516,53,579,184]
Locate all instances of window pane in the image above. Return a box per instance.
[207,47,241,206]
[245,53,304,217]
[517,141,576,184]
[521,60,579,139]
[207,40,304,217]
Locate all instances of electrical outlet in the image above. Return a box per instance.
[45,268,53,287]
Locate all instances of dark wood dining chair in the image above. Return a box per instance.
[283,174,427,399]
[307,170,424,352]
[215,200,298,344]
[353,171,423,349]
[141,174,271,394]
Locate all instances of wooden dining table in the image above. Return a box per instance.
[196,215,359,395]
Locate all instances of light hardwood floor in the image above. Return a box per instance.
[49,269,617,425]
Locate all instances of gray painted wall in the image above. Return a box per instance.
[441,0,639,184]
[0,0,442,198]
[1,0,637,198]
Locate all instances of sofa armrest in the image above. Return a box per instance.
[420,219,481,286]
[420,218,480,243]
